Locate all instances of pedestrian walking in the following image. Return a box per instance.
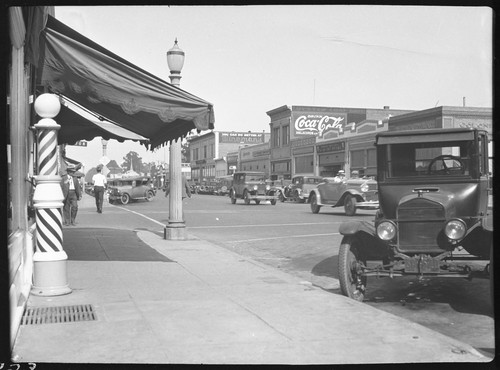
[92,164,107,213]
[61,166,82,226]
[163,176,192,199]
[164,175,192,221]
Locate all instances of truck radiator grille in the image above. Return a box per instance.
[397,198,445,252]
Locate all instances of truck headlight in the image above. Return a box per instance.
[444,219,466,240]
[360,183,369,192]
[253,185,258,191]
[377,221,397,240]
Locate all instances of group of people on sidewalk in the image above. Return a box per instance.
[61,163,108,226]
[61,162,192,225]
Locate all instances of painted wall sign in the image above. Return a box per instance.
[317,141,345,153]
[292,113,348,138]
[219,132,266,144]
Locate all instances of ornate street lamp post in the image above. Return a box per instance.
[101,138,108,156]
[164,39,187,240]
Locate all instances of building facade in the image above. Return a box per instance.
[387,106,493,171]
[266,105,414,180]
[188,130,270,183]
[239,142,271,176]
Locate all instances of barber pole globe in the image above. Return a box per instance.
[31,93,71,296]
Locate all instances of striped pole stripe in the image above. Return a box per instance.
[37,129,58,176]
[35,208,63,253]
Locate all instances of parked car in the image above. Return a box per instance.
[287,175,323,203]
[309,176,378,216]
[107,176,156,205]
[336,128,493,301]
[267,179,292,202]
[230,171,279,205]
[214,176,233,196]
[84,183,95,197]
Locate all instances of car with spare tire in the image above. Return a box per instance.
[107,176,156,205]
[229,171,279,205]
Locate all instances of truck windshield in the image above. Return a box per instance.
[383,140,473,178]
[245,175,265,181]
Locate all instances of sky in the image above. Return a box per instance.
[58,5,493,172]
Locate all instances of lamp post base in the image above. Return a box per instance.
[31,251,71,296]
[164,223,187,240]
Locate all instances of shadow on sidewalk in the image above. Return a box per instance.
[62,228,173,262]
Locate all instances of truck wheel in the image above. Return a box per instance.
[310,193,321,214]
[230,190,236,204]
[338,236,367,302]
[344,194,357,216]
[271,199,277,205]
[121,193,130,205]
[244,190,251,205]
[255,200,261,205]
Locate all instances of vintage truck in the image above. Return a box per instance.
[337,128,493,301]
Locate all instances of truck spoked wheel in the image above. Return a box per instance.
[244,190,251,205]
[338,236,367,301]
[344,194,357,216]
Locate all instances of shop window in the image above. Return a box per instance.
[351,150,364,168]
[295,155,313,174]
[272,127,280,148]
[282,125,290,146]
[367,148,377,167]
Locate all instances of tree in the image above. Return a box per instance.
[121,151,145,174]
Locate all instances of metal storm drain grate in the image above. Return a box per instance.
[21,304,97,325]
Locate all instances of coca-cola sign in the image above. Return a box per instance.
[294,113,346,137]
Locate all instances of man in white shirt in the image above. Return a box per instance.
[333,170,346,183]
[92,165,107,213]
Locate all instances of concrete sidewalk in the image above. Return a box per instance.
[11,194,490,364]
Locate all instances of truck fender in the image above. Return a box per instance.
[339,220,376,236]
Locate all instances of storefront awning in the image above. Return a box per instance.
[58,96,148,144]
[37,15,215,149]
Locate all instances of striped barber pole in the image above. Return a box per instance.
[35,207,63,253]
[37,127,58,175]
[31,93,71,296]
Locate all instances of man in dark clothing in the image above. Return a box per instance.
[61,167,82,226]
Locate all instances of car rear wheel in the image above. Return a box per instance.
[338,236,367,302]
[310,193,321,214]
[121,193,130,205]
[271,199,277,205]
[230,190,236,204]
[255,200,260,205]
[344,194,357,216]
[244,190,251,205]
[146,191,154,201]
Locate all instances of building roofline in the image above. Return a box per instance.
[389,106,492,123]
